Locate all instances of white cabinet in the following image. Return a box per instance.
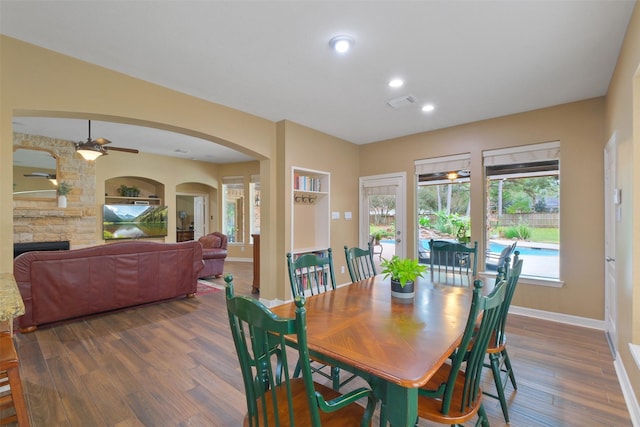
[291,167,330,254]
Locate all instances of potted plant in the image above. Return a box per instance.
[372,231,383,245]
[57,181,71,208]
[380,255,427,299]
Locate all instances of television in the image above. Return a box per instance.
[103,204,168,240]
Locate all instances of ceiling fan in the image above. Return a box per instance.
[74,120,139,160]
[23,172,56,179]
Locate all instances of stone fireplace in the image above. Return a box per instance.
[13,132,98,249]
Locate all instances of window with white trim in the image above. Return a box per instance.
[222,176,244,243]
[250,174,260,244]
[415,154,471,264]
[483,141,560,279]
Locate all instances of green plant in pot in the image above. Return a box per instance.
[57,181,72,208]
[380,255,427,299]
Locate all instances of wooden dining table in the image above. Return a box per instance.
[270,273,481,427]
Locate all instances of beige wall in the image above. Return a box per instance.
[281,120,361,299]
[605,2,640,410]
[360,98,606,320]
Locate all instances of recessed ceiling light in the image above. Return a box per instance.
[329,35,354,54]
[389,79,404,88]
[422,104,435,113]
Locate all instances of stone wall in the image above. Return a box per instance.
[13,133,98,248]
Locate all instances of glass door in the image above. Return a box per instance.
[360,173,406,267]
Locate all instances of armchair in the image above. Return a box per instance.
[198,232,228,278]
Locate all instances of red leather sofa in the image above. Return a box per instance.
[197,232,228,278]
[13,240,204,332]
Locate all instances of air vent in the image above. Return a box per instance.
[386,94,417,109]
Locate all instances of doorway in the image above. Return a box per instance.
[176,194,209,241]
[359,173,406,265]
[604,134,618,356]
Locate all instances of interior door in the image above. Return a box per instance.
[359,173,406,262]
[604,136,618,356]
[193,196,206,240]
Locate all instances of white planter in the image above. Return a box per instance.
[58,195,67,208]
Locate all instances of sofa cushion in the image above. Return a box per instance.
[199,234,221,249]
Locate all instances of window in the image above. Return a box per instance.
[483,142,560,280]
[415,154,471,264]
[250,174,260,244]
[222,176,244,243]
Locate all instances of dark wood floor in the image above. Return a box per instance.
[3,261,632,426]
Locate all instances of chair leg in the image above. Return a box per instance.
[502,348,517,390]
[331,366,341,391]
[476,403,490,427]
[0,334,30,427]
[293,359,302,378]
[489,352,510,423]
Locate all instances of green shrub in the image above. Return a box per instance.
[504,224,531,240]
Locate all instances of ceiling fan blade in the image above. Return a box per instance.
[104,146,139,154]
[94,137,112,145]
[24,172,55,178]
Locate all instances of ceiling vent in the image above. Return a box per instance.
[386,94,417,109]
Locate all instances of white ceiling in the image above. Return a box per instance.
[1,1,636,163]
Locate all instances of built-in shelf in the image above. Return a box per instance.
[105,177,164,205]
[291,167,330,255]
[104,196,162,205]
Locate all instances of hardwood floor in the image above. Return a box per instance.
[3,261,632,426]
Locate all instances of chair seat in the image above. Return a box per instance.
[242,378,370,427]
[417,363,483,425]
[486,331,507,354]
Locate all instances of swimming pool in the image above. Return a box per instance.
[489,242,558,257]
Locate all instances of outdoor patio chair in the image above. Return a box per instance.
[344,243,377,282]
[224,276,376,426]
[429,239,478,286]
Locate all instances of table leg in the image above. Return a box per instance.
[377,381,417,427]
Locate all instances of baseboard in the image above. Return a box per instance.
[226,257,252,262]
[614,349,640,427]
[509,305,605,330]
[511,305,639,425]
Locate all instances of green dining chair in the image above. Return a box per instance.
[344,243,377,282]
[484,251,523,422]
[286,249,356,390]
[224,275,376,427]
[429,239,479,286]
[287,249,337,297]
[378,278,507,427]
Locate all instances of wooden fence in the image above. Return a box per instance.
[490,213,559,228]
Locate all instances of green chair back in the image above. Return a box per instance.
[344,243,377,282]
[224,276,375,426]
[429,239,479,285]
[287,249,337,297]
[485,251,523,422]
[494,252,523,346]
[417,278,507,423]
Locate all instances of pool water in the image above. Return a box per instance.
[489,242,558,257]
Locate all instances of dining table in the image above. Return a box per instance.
[270,273,485,427]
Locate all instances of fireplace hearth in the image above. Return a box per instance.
[14,241,70,258]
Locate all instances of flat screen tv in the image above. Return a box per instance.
[103,204,168,240]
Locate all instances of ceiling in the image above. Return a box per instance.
[1,1,636,164]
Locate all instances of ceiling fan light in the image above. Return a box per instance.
[76,143,104,161]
